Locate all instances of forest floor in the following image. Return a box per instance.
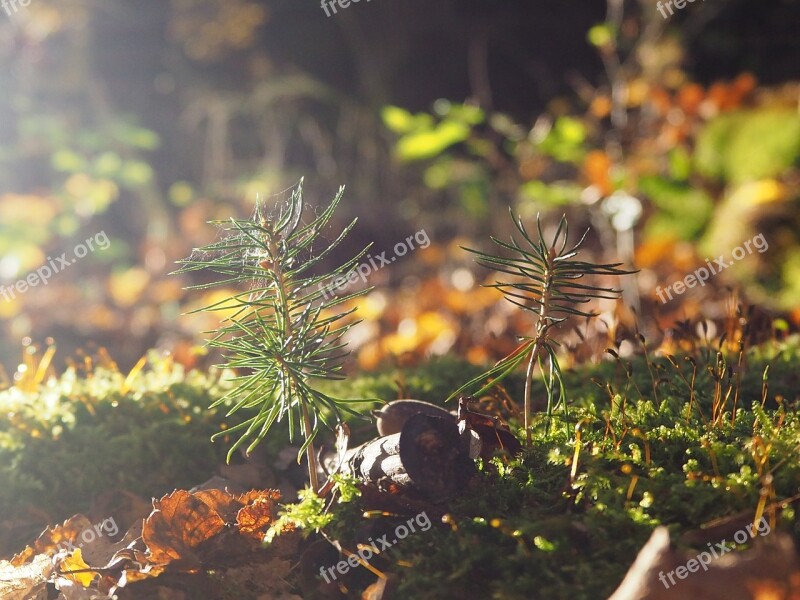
[1,332,800,599]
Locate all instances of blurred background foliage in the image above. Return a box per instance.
[0,0,799,378]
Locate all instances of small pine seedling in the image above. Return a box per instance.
[175,181,370,490]
[449,212,637,443]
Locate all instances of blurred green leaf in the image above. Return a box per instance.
[557,118,585,144]
[55,214,80,236]
[520,180,583,207]
[668,147,692,181]
[382,106,434,135]
[587,24,614,48]
[382,105,416,134]
[448,104,484,126]
[111,122,161,150]
[51,150,86,173]
[423,160,452,189]
[459,179,488,218]
[396,120,470,161]
[639,176,713,240]
[694,116,731,180]
[774,319,790,332]
[538,117,587,163]
[695,110,800,184]
[119,161,154,186]
[489,113,524,140]
[779,249,800,307]
[79,179,119,213]
[93,152,123,177]
[169,181,194,206]
[129,129,160,150]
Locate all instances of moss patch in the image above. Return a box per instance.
[2,339,800,597]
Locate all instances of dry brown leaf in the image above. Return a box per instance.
[236,497,278,540]
[236,489,281,506]
[142,490,226,567]
[6,488,290,595]
[193,488,244,524]
[11,514,94,566]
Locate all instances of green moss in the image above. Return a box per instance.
[3,338,800,597]
[0,352,244,554]
[302,336,800,598]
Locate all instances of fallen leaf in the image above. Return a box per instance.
[142,490,226,567]
[12,514,94,566]
[58,548,96,587]
[236,489,281,506]
[193,489,243,524]
[236,497,278,540]
[0,553,52,599]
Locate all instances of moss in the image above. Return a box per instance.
[3,339,800,597]
[300,336,800,598]
[0,352,245,554]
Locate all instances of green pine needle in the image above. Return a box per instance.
[449,211,637,442]
[174,180,369,487]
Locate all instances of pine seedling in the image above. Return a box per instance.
[449,212,636,443]
[175,181,370,490]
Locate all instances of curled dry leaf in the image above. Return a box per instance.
[3,487,288,597]
[236,489,282,507]
[236,492,280,541]
[139,488,282,568]
[192,489,245,524]
[142,490,226,567]
[12,514,95,566]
